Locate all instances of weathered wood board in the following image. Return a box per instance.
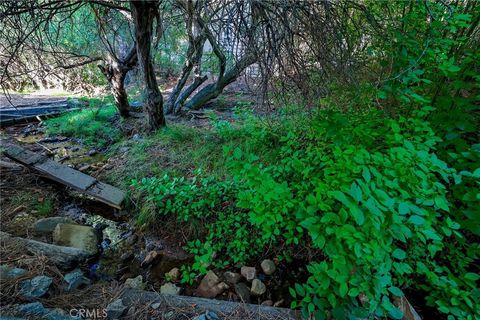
[3,145,126,209]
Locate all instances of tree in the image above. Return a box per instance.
[130,0,166,131]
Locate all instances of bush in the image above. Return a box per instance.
[134,107,479,319]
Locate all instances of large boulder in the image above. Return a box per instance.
[53,224,99,255]
[33,217,75,234]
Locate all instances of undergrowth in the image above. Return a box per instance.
[45,96,121,148]
[132,4,480,318]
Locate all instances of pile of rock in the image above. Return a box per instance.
[193,259,279,304]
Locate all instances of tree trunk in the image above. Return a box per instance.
[130,0,165,131]
[110,70,129,117]
[98,46,137,118]
[165,35,205,114]
[184,53,257,110]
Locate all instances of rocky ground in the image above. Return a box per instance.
[0,113,297,319]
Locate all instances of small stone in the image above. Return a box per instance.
[167,267,181,281]
[124,275,145,290]
[251,279,266,296]
[64,269,90,291]
[0,264,27,279]
[19,275,53,300]
[151,302,161,309]
[261,300,273,306]
[234,283,251,303]
[53,223,99,255]
[223,271,241,284]
[195,271,228,298]
[273,299,284,307]
[240,266,256,281]
[160,282,181,295]
[141,250,160,267]
[260,259,276,275]
[106,299,127,319]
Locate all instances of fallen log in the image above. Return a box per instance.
[120,288,300,320]
[3,145,126,209]
[0,231,90,269]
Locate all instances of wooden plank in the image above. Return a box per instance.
[86,182,126,209]
[3,145,126,209]
[35,160,97,191]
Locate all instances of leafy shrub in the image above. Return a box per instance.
[134,107,479,319]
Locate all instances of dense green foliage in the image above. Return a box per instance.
[133,2,479,319]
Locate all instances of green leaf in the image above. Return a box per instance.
[434,196,450,212]
[399,202,410,215]
[350,206,365,226]
[464,273,480,281]
[349,182,362,202]
[392,248,406,260]
[408,215,425,225]
[388,286,404,297]
[339,282,348,297]
[362,167,371,182]
[389,307,404,320]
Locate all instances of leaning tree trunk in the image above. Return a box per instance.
[98,45,137,118]
[184,53,257,110]
[130,0,165,131]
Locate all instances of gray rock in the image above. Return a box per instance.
[223,271,241,284]
[240,266,256,281]
[260,259,276,275]
[64,269,90,291]
[19,275,53,300]
[251,279,266,296]
[34,217,75,234]
[195,271,228,298]
[0,231,90,269]
[0,264,27,280]
[234,283,251,303]
[160,282,181,295]
[106,299,127,319]
[151,302,161,309]
[124,275,145,290]
[53,224,99,255]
